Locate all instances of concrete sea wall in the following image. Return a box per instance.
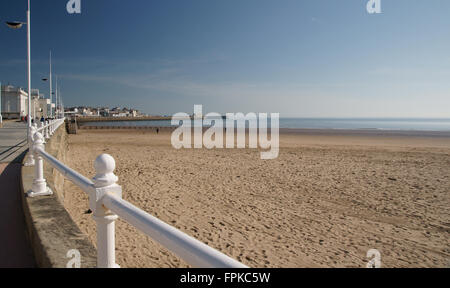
[20,124,97,268]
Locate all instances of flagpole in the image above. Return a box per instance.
[49,50,53,118]
[26,0,32,129]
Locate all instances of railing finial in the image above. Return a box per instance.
[93,154,118,188]
[33,130,45,145]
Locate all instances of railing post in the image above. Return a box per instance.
[38,121,46,143]
[27,132,53,197]
[91,154,122,268]
[45,120,50,139]
[24,125,37,166]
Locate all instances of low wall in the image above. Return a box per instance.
[20,124,97,268]
[80,125,176,131]
[76,116,171,123]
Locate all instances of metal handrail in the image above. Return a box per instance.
[102,193,248,268]
[27,123,247,268]
[35,146,95,194]
[36,118,64,133]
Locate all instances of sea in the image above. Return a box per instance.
[82,118,450,132]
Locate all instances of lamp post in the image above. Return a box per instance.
[42,51,52,118]
[55,75,58,119]
[6,0,32,132]
[49,51,52,118]
[6,0,33,165]
[33,92,36,121]
[59,89,64,118]
[26,0,31,128]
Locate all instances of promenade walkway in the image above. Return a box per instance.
[0,121,35,267]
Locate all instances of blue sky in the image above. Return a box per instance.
[0,0,449,117]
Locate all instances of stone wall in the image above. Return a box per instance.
[20,123,97,268]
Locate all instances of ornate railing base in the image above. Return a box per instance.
[27,187,53,198]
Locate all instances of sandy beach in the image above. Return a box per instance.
[63,129,450,268]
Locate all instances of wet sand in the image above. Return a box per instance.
[63,129,450,267]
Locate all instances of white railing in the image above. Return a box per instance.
[24,118,66,168]
[27,124,247,268]
[36,118,65,139]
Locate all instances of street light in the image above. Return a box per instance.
[41,77,54,119]
[41,51,53,118]
[5,0,31,131]
[55,75,59,119]
[51,91,55,119]
[59,88,64,118]
[5,0,33,166]
[42,78,49,118]
[6,21,25,29]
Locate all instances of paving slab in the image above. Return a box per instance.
[0,121,35,267]
[0,121,28,163]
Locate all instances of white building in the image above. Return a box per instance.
[111,112,128,117]
[1,85,29,119]
[82,108,93,116]
[31,89,40,120]
[37,98,52,118]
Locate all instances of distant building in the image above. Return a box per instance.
[1,85,29,119]
[99,107,109,117]
[65,106,141,118]
[111,112,128,117]
[81,108,92,116]
[37,98,52,118]
[130,109,139,117]
[30,89,40,120]
[30,89,39,98]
